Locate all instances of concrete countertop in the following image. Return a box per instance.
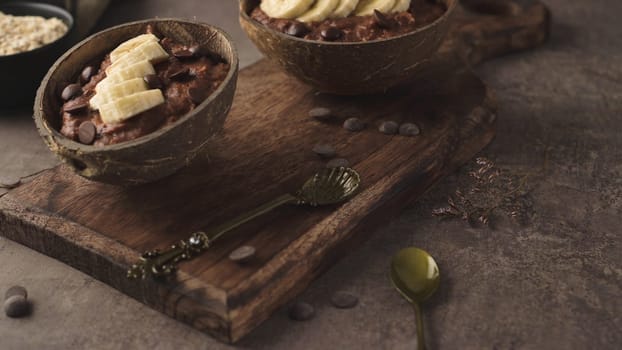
[1,0,620,349]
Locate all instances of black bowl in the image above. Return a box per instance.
[0,2,74,107]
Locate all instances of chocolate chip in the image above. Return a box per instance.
[288,302,315,321]
[379,121,399,135]
[343,117,365,132]
[0,176,21,189]
[326,158,349,168]
[286,22,309,38]
[78,121,97,145]
[80,66,96,84]
[399,123,421,136]
[312,144,336,158]
[63,99,88,114]
[374,9,394,29]
[330,291,358,309]
[168,65,190,80]
[4,286,29,318]
[188,45,204,56]
[143,74,163,89]
[229,246,256,263]
[173,48,195,58]
[5,286,27,300]
[188,86,208,105]
[61,83,82,101]
[320,27,342,41]
[309,107,333,121]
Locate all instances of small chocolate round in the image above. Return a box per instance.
[330,291,359,309]
[326,158,349,168]
[229,245,256,263]
[286,22,309,38]
[61,83,82,101]
[399,123,421,136]
[308,107,333,121]
[80,66,96,84]
[188,45,204,56]
[379,121,399,135]
[78,121,97,145]
[0,176,21,189]
[144,74,163,89]
[343,117,365,132]
[373,9,394,29]
[320,27,343,41]
[288,301,315,321]
[4,295,29,318]
[312,144,336,158]
[5,286,27,300]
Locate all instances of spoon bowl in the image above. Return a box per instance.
[390,247,440,350]
[297,167,360,206]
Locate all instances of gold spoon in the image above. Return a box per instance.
[128,167,360,279]
[390,247,440,350]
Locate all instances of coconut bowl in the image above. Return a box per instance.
[239,0,456,95]
[34,19,239,186]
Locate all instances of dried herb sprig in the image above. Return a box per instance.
[433,157,534,227]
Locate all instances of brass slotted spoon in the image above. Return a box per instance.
[128,167,361,279]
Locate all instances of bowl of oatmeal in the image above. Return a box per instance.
[0,1,73,107]
[239,0,456,95]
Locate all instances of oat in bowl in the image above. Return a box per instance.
[0,10,68,56]
[34,19,239,186]
[239,0,456,95]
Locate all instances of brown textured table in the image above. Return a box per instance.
[0,0,620,349]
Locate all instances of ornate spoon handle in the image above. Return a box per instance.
[127,194,297,279]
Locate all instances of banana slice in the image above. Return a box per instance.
[99,89,164,124]
[101,60,155,88]
[260,0,315,19]
[354,0,396,16]
[330,0,360,18]
[106,40,169,74]
[391,0,410,12]
[297,0,341,22]
[110,34,159,62]
[90,78,148,110]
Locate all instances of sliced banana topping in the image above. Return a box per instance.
[391,0,410,13]
[110,33,159,62]
[297,0,340,22]
[99,89,165,125]
[90,78,148,110]
[329,0,360,18]
[106,40,169,74]
[260,0,316,19]
[354,0,397,16]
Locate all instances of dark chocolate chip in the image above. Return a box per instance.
[63,99,88,114]
[399,123,421,136]
[188,45,203,56]
[173,48,195,58]
[80,66,96,84]
[309,107,333,121]
[343,117,365,132]
[78,121,97,145]
[330,291,358,309]
[288,302,315,321]
[379,121,399,135]
[326,158,349,168]
[286,22,309,38]
[5,286,27,300]
[188,86,209,105]
[374,9,394,29]
[312,144,336,158]
[0,176,21,189]
[61,83,82,101]
[143,74,163,89]
[320,27,343,41]
[228,246,256,263]
[4,295,29,318]
[168,66,190,80]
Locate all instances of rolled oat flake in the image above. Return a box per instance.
[0,11,68,56]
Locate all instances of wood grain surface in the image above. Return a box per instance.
[0,0,548,343]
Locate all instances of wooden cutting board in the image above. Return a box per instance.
[0,0,549,343]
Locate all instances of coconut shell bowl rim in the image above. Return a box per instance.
[239,0,457,46]
[34,18,239,152]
